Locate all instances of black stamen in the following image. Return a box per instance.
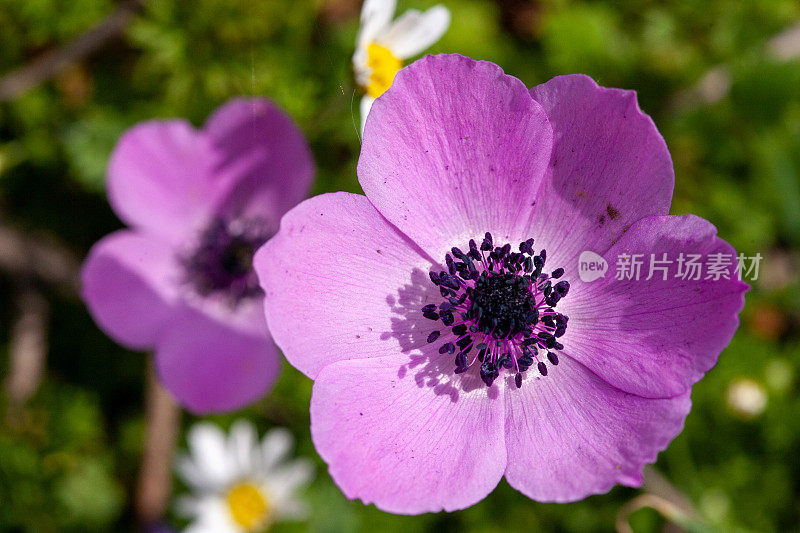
[439,342,455,354]
[182,217,271,306]
[423,234,571,389]
[554,280,570,297]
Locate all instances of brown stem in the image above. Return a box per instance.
[642,465,699,519]
[135,362,181,525]
[0,224,80,294]
[4,286,49,411]
[0,0,145,101]
[616,494,687,533]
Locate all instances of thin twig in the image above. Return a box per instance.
[0,0,144,101]
[642,465,700,520]
[615,467,708,533]
[1,223,71,417]
[135,362,181,526]
[4,286,49,411]
[0,224,80,293]
[616,494,688,533]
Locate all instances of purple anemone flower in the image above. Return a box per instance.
[81,98,314,413]
[254,55,747,513]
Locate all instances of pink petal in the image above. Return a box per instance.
[358,54,553,258]
[254,192,437,379]
[185,292,270,341]
[527,74,674,268]
[203,98,315,227]
[561,214,748,398]
[154,305,280,414]
[80,230,180,349]
[311,353,506,514]
[107,121,216,244]
[504,356,691,502]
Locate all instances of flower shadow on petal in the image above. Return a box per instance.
[380,267,494,402]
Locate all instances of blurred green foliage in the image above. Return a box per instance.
[1,0,799,531]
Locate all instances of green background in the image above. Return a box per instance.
[1,0,799,531]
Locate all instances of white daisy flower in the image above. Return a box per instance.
[175,420,313,533]
[353,0,450,132]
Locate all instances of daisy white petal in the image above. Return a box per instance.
[185,497,240,533]
[187,422,237,489]
[352,47,371,86]
[174,455,209,491]
[356,0,396,50]
[263,459,315,503]
[260,428,293,471]
[176,421,312,530]
[352,2,450,131]
[359,95,376,133]
[379,5,451,59]
[272,498,310,521]
[272,460,315,492]
[228,420,259,475]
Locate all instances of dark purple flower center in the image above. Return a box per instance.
[423,232,570,389]
[182,217,272,306]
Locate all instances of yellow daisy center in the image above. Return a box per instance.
[226,482,272,531]
[366,43,402,98]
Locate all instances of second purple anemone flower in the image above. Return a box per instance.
[255,54,747,512]
[81,99,314,413]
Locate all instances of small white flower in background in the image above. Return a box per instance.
[726,378,768,418]
[175,420,313,533]
[353,0,450,132]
